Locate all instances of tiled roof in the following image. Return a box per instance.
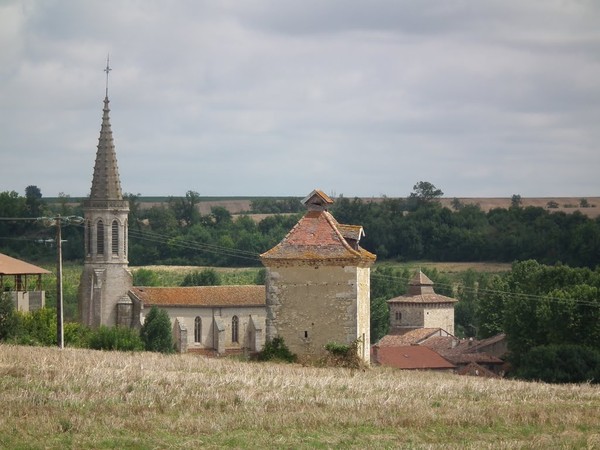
[0,253,51,275]
[336,224,364,242]
[302,189,334,208]
[129,285,265,307]
[410,271,434,286]
[388,293,457,304]
[376,328,443,347]
[457,362,500,378]
[260,210,376,265]
[374,346,455,370]
[388,270,457,303]
[443,352,504,365]
[420,336,504,365]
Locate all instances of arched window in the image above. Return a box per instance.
[232,316,239,343]
[194,316,202,343]
[112,220,119,255]
[97,220,104,255]
[86,220,91,255]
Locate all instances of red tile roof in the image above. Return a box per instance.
[376,328,445,347]
[0,253,51,275]
[260,210,375,265]
[129,285,265,307]
[373,345,455,370]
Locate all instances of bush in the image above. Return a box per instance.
[180,269,221,286]
[0,294,19,341]
[140,306,174,353]
[515,344,600,384]
[324,339,364,369]
[64,322,92,348]
[133,268,161,286]
[16,307,57,346]
[88,326,144,351]
[257,336,296,363]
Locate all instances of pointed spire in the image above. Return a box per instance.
[89,58,124,201]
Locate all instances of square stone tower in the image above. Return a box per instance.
[260,190,376,363]
[387,271,457,335]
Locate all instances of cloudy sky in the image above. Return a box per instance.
[1,0,599,199]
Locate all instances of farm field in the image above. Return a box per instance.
[1,344,598,449]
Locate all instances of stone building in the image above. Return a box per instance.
[260,190,376,363]
[387,271,457,335]
[129,285,266,354]
[78,89,133,328]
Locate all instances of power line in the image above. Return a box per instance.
[370,271,600,308]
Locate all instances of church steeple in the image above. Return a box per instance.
[79,57,132,329]
[89,57,123,201]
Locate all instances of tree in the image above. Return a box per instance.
[580,198,590,208]
[409,181,444,204]
[169,190,201,226]
[510,194,522,209]
[140,306,173,353]
[25,185,43,217]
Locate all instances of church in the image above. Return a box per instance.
[77,67,376,362]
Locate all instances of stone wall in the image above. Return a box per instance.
[148,305,266,353]
[266,264,368,362]
[389,302,454,335]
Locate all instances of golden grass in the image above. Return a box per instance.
[1,345,598,449]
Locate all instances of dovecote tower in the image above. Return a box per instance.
[260,190,376,363]
[78,60,133,328]
[387,271,457,335]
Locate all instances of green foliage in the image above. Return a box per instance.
[514,344,600,384]
[0,294,19,340]
[88,326,144,351]
[254,268,266,285]
[15,307,57,346]
[140,306,174,353]
[324,339,364,369]
[63,322,92,348]
[180,268,222,286]
[257,336,297,363]
[133,268,161,286]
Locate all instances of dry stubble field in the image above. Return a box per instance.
[1,345,598,449]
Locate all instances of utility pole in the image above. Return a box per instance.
[38,215,84,349]
[56,215,64,349]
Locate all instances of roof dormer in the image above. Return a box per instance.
[302,189,334,211]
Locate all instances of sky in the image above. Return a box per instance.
[1,0,599,199]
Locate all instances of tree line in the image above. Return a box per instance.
[1,183,598,269]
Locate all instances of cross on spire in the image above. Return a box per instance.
[104,55,112,97]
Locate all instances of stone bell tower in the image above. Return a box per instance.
[78,58,133,328]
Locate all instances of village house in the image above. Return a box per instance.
[0,252,49,312]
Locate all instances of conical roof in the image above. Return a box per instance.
[89,96,124,201]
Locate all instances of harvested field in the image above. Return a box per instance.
[1,344,598,449]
